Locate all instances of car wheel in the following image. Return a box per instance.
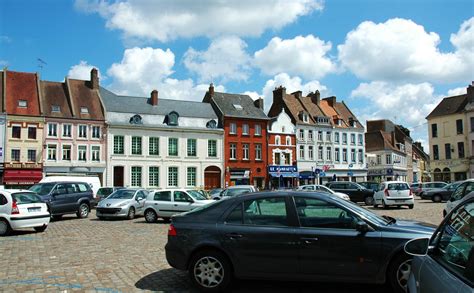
[382,200,388,209]
[77,203,90,218]
[34,225,47,232]
[388,253,412,293]
[145,209,158,223]
[0,219,11,236]
[364,196,374,206]
[189,250,232,292]
[127,207,135,220]
[432,194,442,203]
[408,204,414,209]
[373,203,378,208]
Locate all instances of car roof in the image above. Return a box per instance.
[0,189,34,194]
[227,185,254,189]
[382,181,408,184]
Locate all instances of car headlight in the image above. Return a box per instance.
[118,202,128,207]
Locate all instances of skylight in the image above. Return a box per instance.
[233,104,243,110]
[80,107,89,114]
[52,105,60,112]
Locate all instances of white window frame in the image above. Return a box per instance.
[326,147,332,161]
[131,136,143,155]
[61,144,72,161]
[275,135,281,145]
[47,143,58,161]
[77,124,88,139]
[243,144,249,160]
[308,130,313,141]
[90,145,101,162]
[149,137,160,156]
[187,167,197,187]
[131,166,142,187]
[77,144,87,162]
[308,146,314,160]
[91,126,101,139]
[47,123,58,138]
[299,145,305,160]
[286,136,291,146]
[230,143,237,160]
[187,138,197,157]
[230,123,237,134]
[168,166,179,187]
[148,166,160,187]
[255,144,262,160]
[254,124,262,136]
[62,124,72,138]
[168,138,179,156]
[242,124,249,135]
[208,140,217,157]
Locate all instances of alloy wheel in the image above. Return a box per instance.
[145,210,157,222]
[193,256,224,288]
[0,220,8,235]
[80,204,89,217]
[397,259,412,290]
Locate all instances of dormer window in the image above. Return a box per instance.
[129,114,143,125]
[80,107,89,114]
[18,100,27,108]
[206,120,217,129]
[52,105,60,113]
[233,104,243,110]
[167,111,179,126]
[302,113,309,123]
[316,116,330,124]
[349,117,356,127]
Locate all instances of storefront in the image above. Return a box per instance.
[3,168,43,189]
[268,165,298,189]
[299,170,315,186]
[228,169,250,186]
[367,168,407,182]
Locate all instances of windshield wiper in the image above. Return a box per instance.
[382,215,396,224]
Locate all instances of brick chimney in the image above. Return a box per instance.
[209,83,215,96]
[468,82,474,103]
[324,96,336,107]
[272,85,286,105]
[254,97,264,110]
[151,89,158,106]
[90,68,99,90]
[292,90,302,100]
[309,90,320,105]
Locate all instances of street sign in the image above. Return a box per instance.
[320,172,326,177]
[347,171,354,176]
[314,168,322,175]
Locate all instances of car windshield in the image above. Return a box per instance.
[29,183,56,196]
[318,186,334,194]
[12,192,43,204]
[187,190,207,200]
[225,188,252,197]
[108,189,136,199]
[97,188,113,196]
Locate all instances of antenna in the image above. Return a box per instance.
[37,58,47,73]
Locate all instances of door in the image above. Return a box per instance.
[172,191,195,213]
[113,166,124,187]
[294,197,381,280]
[204,166,221,189]
[134,190,147,214]
[50,184,71,214]
[218,196,298,277]
[152,190,174,217]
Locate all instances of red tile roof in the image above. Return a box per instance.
[5,71,41,116]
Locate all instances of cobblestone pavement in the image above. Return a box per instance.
[0,198,443,292]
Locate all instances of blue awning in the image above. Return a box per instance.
[269,172,299,178]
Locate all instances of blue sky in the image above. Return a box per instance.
[1,0,473,150]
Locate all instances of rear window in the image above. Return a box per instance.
[97,188,113,197]
[12,192,43,204]
[434,183,446,188]
[77,183,90,192]
[388,183,409,190]
[29,183,55,195]
[226,188,252,197]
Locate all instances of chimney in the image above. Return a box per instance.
[272,85,286,105]
[90,68,99,89]
[254,97,264,110]
[309,90,320,105]
[209,83,215,96]
[151,89,158,106]
[291,90,302,100]
[325,96,336,107]
[468,82,474,103]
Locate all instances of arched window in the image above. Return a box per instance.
[286,136,291,146]
[129,114,143,125]
[206,120,217,129]
[275,135,281,145]
[167,111,179,126]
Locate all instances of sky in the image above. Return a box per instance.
[1,0,473,151]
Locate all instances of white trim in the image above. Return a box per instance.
[46,142,59,161]
[77,124,88,140]
[61,123,73,139]
[91,125,101,140]
[90,144,101,162]
[61,143,72,161]
[47,122,58,138]
[77,144,88,162]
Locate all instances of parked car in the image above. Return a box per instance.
[96,188,148,220]
[404,196,473,292]
[96,187,124,202]
[420,181,462,202]
[29,181,95,220]
[298,184,350,200]
[443,179,474,216]
[359,181,380,192]
[40,176,101,198]
[213,185,257,200]
[144,189,214,223]
[209,188,223,199]
[0,190,50,236]
[411,181,448,197]
[166,191,435,292]
[373,181,414,209]
[325,181,375,205]
[188,189,210,200]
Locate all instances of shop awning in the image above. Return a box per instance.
[269,172,299,178]
[4,169,43,185]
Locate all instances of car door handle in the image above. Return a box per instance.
[301,237,318,244]
[174,204,178,206]
[225,233,243,239]
[154,203,158,205]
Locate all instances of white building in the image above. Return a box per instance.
[101,88,224,189]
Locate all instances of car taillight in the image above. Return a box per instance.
[409,189,413,196]
[168,224,177,236]
[11,200,19,215]
[384,189,390,197]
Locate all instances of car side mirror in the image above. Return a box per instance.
[355,221,370,233]
[404,238,430,256]
[187,198,194,203]
[51,190,59,196]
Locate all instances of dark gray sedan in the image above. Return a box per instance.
[420,182,462,202]
[165,191,435,292]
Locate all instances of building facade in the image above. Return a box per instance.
[267,109,298,189]
[412,141,431,182]
[203,84,269,189]
[40,69,107,182]
[268,86,366,185]
[102,87,224,189]
[1,70,44,188]
[426,84,472,182]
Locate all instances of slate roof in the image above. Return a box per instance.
[426,94,468,119]
[208,92,268,120]
[100,87,217,119]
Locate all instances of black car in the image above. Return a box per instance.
[165,191,435,292]
[420,182,462,202]
[325,181,375,205]
[359,181,380,192]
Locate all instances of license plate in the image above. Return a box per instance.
[28,207,41,212]
[395,200,404,203]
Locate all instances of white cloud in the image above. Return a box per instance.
[67,60,101,80]
[447,86,468,96]
[338,18,474,83]
[184,36,252,83]
[255,35,336,79]
[258,73,328,111]
[106,46,224,101]
[75,0,323,42]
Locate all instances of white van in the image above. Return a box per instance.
[40,176,102,198]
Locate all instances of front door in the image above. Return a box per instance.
[294,197,381,281]
[113,166,124,187]
[204,166,221,189]
[172,191,195,213]
[218,196,298,277]
[50,184,71,214]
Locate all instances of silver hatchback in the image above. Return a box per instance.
[96,189,148,220]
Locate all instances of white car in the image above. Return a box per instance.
[443,179,474,216]
[143,189,215,222]
[213,185,257,200]
[298,184,350,201]
[0,189,50,236]
[373,181,414,209]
